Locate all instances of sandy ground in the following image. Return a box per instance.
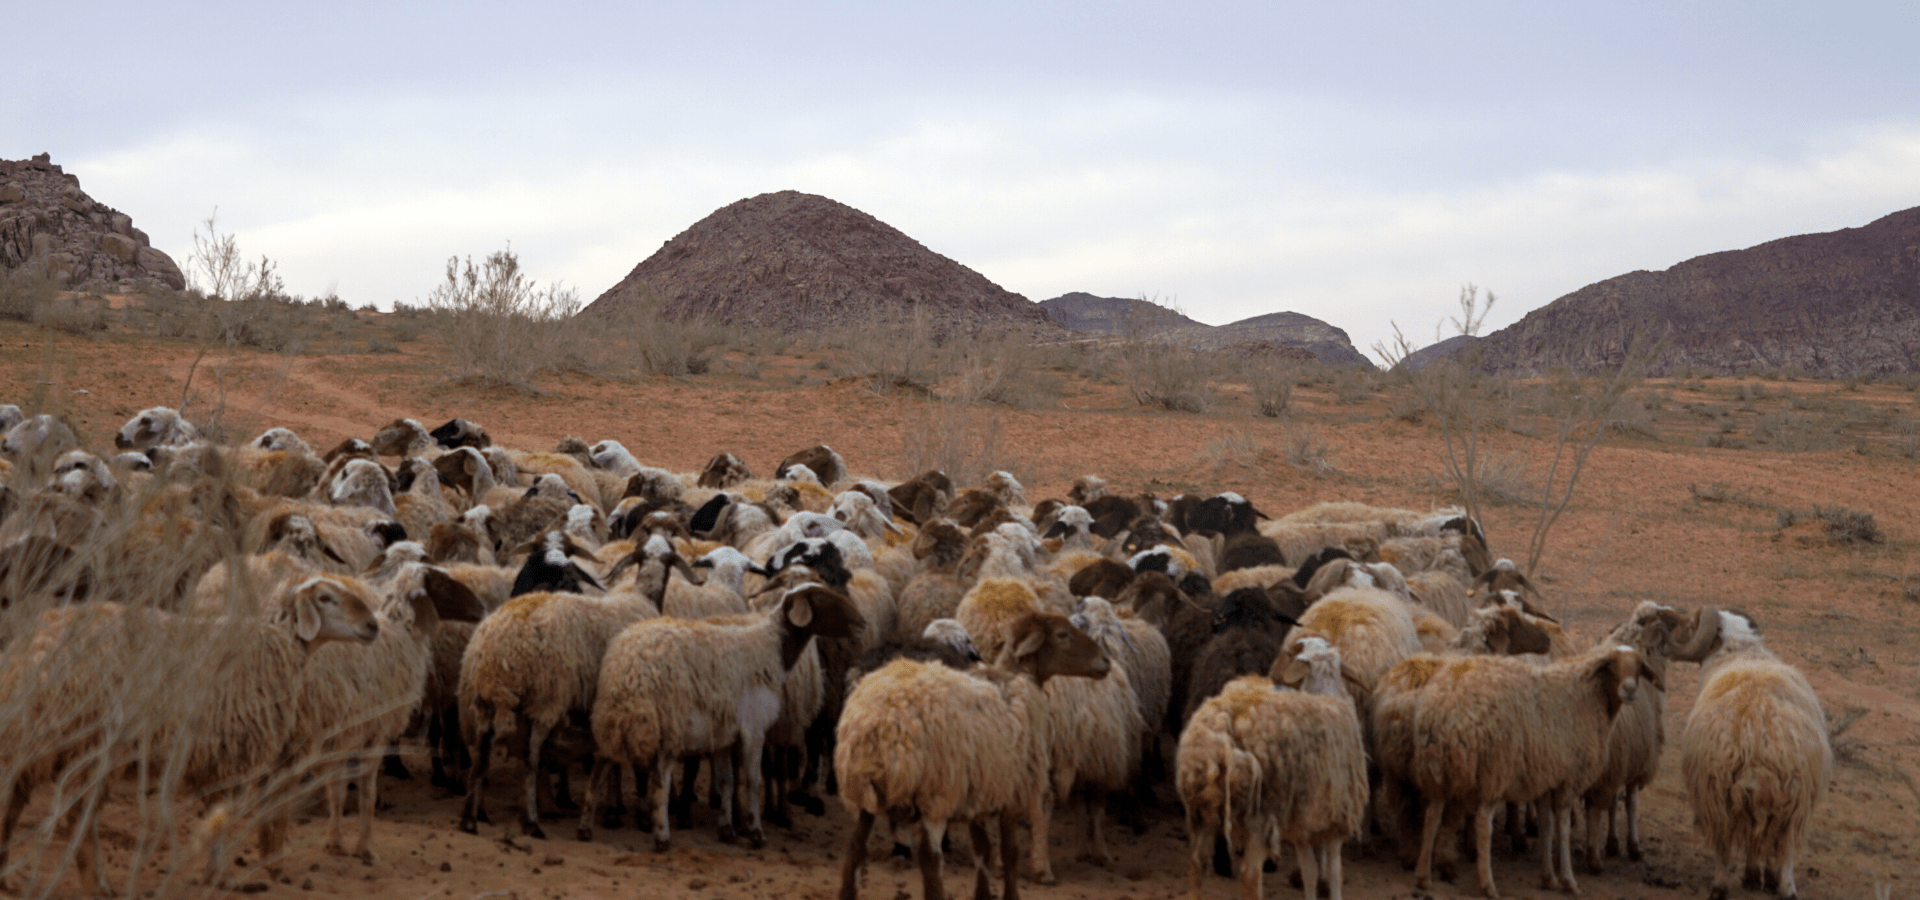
[4,315,1918,899]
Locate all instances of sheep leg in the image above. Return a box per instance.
[1237,820,1268,900]
[649,751,674,852]
[965,820,995,900]
[837,809,876,900]
[459,720,497,833]
[1622,789,1643,862]
[1295,841,1320,900]
[324,775,350,855]
[917,820,949,900]
[1412,796,1446,891]
[1083,793,1114,865]
[1583,798,1606,875]
[1187,804,1221,900]
[1775,850,1798,900]
[1026,783,1056,884]
[1553,798,1579,894]
[1708,857,1736,900]
[1472,803,1500,900]
[3,780,32,873]
[578,759,611,842]
[998,810,1022,900]
[741,736,769,849]
[1323,839,1345,900]
[670,756,699,825]
[520,718,552,839]
[353,759,380,863]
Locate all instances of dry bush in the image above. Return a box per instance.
[830,304,942,396]
[424,248,582,388]
[1281,423,1338,476]
[951,329,1058,408]
[1330,367,1376,405]
[586,283,728,379]
[1752,411,1835,451]
[0,466,384,898]
[899,395,1019,487]
[31,294,109,335]
[1244,360,1296,418]
[1775,506,1884,545]
[0,265,59,322]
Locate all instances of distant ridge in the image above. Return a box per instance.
[0,153,185,290]
[1038,293,1374,369]
[1474,206,1920,376]
[581,190,1055,335]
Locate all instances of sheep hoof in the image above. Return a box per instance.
[355,849,375,866]
[1604,836,1620,857]
[1413,875,1432,891]
[891,842,913,860]
[1708,886,1728,900]
[793,792,827,816]
[523,821,547,841]
[1743,868,1764,890]
[746,828,766,850]
[653,836,672,854]
[458,817,479,835]
[383,756,412,780]
[1033,870,1056,886]
[576,826,594,843]
[324,842,350,858]
[1626,844,1643,862]
[717,824,738,844]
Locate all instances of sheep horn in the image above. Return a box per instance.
[1668,606,1723,662]
[671,553,707,586]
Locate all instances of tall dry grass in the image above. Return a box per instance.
[0,441,394,898]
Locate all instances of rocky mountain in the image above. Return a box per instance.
[1400,334,1478,371]
[0,153,185,291]
[1039,292,1209,332]
[1474,206,1920,377]
[581,190,1055,336]
[1038,293,1374,368]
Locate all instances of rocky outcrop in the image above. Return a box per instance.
[1038,293,1375,369]
[1474,206,1920,377]
[581,190,1057,336]
[0,153,186,291]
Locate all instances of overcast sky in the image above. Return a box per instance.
[8,1,1917,359]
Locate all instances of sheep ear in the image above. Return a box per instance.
[1638,657,1665,692]
[292,587,325,642]
[406,588,442,634]
[1277,656,1310,689]
[785,590,814,628]
[1484,618,1511,655]
[1010,619,1047,660]
[424,568,487,623]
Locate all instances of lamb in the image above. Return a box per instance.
[1580,601,1686,873]
[456,534,687,837]
[1030,621,1143,881]
[834,610,1111,900]
[1668,607,1830,900]
[370,418,444,459]
[1177,637,1368,900]
[581,582,866,850]
[428,417,491,449]
[0,578,381,889]
[1409,644,1661,898]
[433,446,522,511]
[887,470,953,525]
[488,473,583,551]
[392,456,459,540]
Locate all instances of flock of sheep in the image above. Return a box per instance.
[0,404,1833,900]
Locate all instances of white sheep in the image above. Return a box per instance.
[1409,644,1660,898]
[455,534,684,837]
[1669,607,1831,900]
[833,610,1111,900]
[112,406,198,452]
[1176,637,1368,900]
[581,582,866,850]
[661,545,753,618]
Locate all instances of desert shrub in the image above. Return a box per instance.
[1200,428,1275,477]
[424,247,582,388]
[366,337,399,354]
[391,318,424,342]
[900,396,1019,486]
[1778,506,1884,544]
[1731,382,1769,403]
[1752,411,1834,451]
[31,293,109,334]
[590,283,730,379]
[830,303,942,395]
[1245,360,1296,418]
[1282,423,1338,476]
[0,264,59,321]
[953,330,1059,408]
[1330,367,1376,405]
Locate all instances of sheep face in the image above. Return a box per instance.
[114,407,197,452]
[369,419,428,456]
[428,418,490,449]
[696,452,753,489]
[251,427,311,455]
[1006,612,1110,684]
[286,577,381,645]
[1590,646,1662,717]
